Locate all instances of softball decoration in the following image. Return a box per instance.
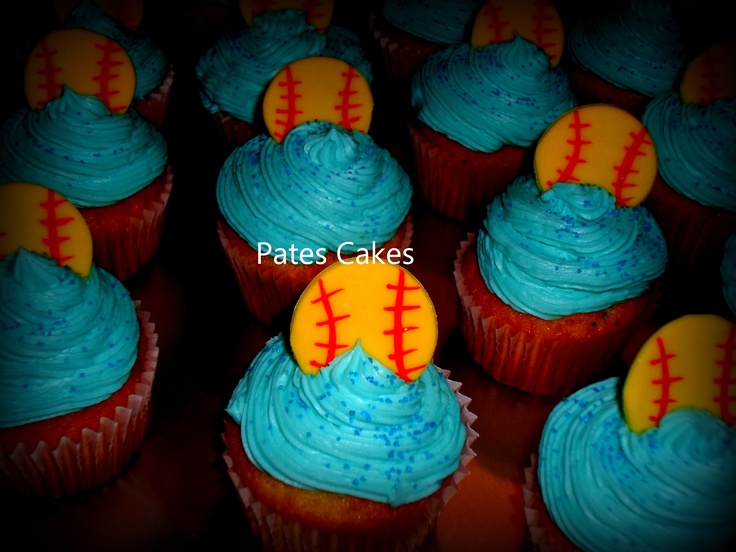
[262,56,373,144]
[239,0,334,32]
[680,42,736,105]
[290,262,437,383]
[24,28,136,114]
[0,183,93,278]
[622,315,736,433]
[470,0,564,66]
[54,0,145,32]
[534,104,657,207]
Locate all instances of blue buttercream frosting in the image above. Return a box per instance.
[0,87,167,207]
[411,36,575,152]
[538,377,736,551]
[226,334,465,506]
[477,177,667,320]
[383,0,483,44]
[216,120,411,257]
[0,250,139,428]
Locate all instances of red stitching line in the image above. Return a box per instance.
[309,278,350,369]
[383,270,424,382]
[302,0,327,31]
[93,39,126,113]
[648,336,683,425]
[40,189,75,266]
[611,127,651,206]
[335,66,362,130]
[34,38,63,108]
[714,325,736,425]
[698,49,723,105]
[273,65,303,142]
[483,3,510,43]
[546,109,590,188]
[531,0,558,63]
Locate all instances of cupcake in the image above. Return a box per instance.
[59,0,173,128]
[369,0,483,105]
[216,56,413,327]
[454,105,667,396]
[222,260,477,551]
[0,182,158,497]
[563,0,693,116]
[408,0,575,223]
[526,314,736,551]
[0,28,173,282]
[641,42,736,291]
[195,4,373,149]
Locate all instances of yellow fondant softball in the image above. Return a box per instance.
[470,0,564,66]
[262,56,373,144]
[239,0,334,32]
[54,0,144,32]
[290,262,437,382]
[534,104,657,207]
[680,42,736,105]
[24,28,136,114]
[623,314,736,433]
[0,183,93,277]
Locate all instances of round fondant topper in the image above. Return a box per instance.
[54,0,144,32]
[533,104,657,207]
[290,262,437,382]
[262,56,373,144]
[24,28,136,114]
[680,42,736,105]
[470,0,564,66]
[0,182,93,277]
[623,314,736,433]
[239,0,334,32]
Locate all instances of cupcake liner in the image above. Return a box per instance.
[217,216,414,327]
[523,454,581,552]
[210,111,263,150]
[454,234,658,396]
[80,164,174,281]
[408,119,527,224]
[222,368,478,552]
[0,306,158,498]
[132,64,175,128]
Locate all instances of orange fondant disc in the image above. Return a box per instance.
[470,0,564,66]
[290,262,437,382]
[533,104,657,207]
[623,315,736,433]
[24,28,136,114]
[0,183,93,277]
[680,42,736,105]
[262,56,373,144]
[239,0,334,32]
[54,0,144,32]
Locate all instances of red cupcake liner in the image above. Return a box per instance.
[210,112,264,150]
[80,164,174,282]
[133,64,174,128]
[0,306,159,498]
[408,119,528,224]
[217,216,414,327]
[221,368,478,552]
[454,234,658,396]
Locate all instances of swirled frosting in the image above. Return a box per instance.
[0,249,139,428]
[642,92,736,211]
[226,334,465,506]
[0,87,168,207]
[217,121,411,256]
[196,9,372,124]
[411,37,575,152]
[477,177,667,320]
[722,235,736,318]
[567,0,691,97]
[65,0,169,99]
[383,0,483,44]
[538,377,736,551]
